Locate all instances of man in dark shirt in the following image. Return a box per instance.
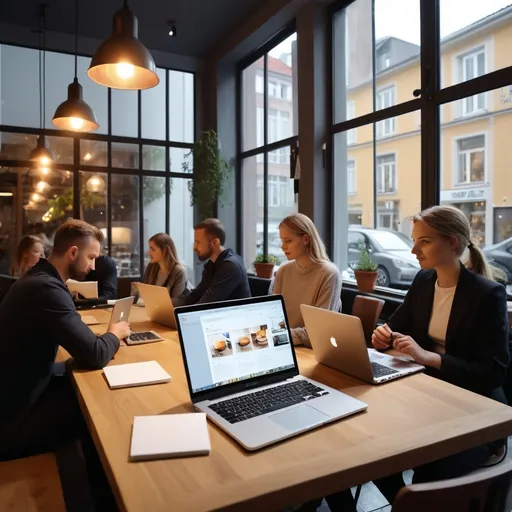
[0,219,130,461]
[84,254,118,300]
[173,218,250,306]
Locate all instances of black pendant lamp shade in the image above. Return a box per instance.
[52,0,98,132]
[87,1,159,90]
[29,134,56,163]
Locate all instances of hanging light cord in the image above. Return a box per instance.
[74,0,78,78]
[38,11,43,130]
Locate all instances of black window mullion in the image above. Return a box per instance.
[138,89,144,278]
[263,53,269,257]
[72,137,80,219]
[107,87,112,258]
[372,0,377,229]
[165,69,170,234]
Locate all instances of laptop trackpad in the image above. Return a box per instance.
[269,404,329,432]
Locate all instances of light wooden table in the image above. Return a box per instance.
[58,307,512,512]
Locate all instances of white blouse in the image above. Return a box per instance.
[428,280,456,354]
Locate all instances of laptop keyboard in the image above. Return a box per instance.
[209,380,329,424]
[126,331,161,344]
[371,362,399,378]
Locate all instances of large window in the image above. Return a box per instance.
[332,0,512,294]
[240,30,298,269]
[0,45,195,279]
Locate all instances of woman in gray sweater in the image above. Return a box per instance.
[142,233,190,298]
[270,213,341,347]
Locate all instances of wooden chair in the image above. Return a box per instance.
[390,458,512,511]
[351,295,385,347]
[0,453,66,511]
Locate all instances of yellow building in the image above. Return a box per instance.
[346,6,512,246]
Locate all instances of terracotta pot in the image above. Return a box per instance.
[254,262,275,279]
[354,270,378,292]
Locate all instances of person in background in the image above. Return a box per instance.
[11,235,45,277]
[173,219,250,306]
[84,253,118,301]
[270,213,341,347]
[141,233,190,298]
[310,205,509,512]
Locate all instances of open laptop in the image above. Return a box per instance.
[301,305,424,384]
[137,283,177,329]
[175,295,367,451]
[108,296,163,345]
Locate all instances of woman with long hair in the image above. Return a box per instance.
[11,235,45,277]
[270,213,341,347]
[142,233,190,298]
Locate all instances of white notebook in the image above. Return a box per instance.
[130,413,211,461]
[103,361,171,389]
[67,279,98,299]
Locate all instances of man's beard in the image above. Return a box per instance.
[196,247,213,262]
[68,259,88,281]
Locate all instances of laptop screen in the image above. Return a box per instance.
[177,297,295,394]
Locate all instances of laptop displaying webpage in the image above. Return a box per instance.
[178,299,295,394]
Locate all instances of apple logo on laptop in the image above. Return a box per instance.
[120,312,124,320]
[330,336,338,348]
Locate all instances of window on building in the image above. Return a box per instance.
[377,154,397,194]
[376,86,396,137]
[240,31,298,269]
[459,48,486,115]
[456,135,485,184]
[347,160,356,195]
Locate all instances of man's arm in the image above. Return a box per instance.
[39,281,120,369]
[196,261,242,304]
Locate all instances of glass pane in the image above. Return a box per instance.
[142,145,166,171]
[242,60,264,152]
[333,111,421,290]
[267,147,296,264]
[440,2,512,86]
[80,140,108,166]
[168,179,195,284]
[112,90,138,137]
[79,171,108,252]
[0,133,72,165]
[242,155,262,270]
[142,68,166,140]
[267,33,297,144]
[0,45,39,128]
[143,176,166,271]
[441,88,512,253]
[0,168,19,270]
[168,71,194,143]
[112,142,139,169]
[77,56,108,134]
[334,0,420,124]
[111,174,139,277]
[170,147,191,173]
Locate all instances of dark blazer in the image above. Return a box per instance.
[388,265,509,403]
[0,259,120,420]
[85,255,118,300]
[174,248,251,306]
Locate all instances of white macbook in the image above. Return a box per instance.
[108,296,164,345]
[301,305,424,384]
[175,296,367,451]
[137,283,177,329]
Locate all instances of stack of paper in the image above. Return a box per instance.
[67,279,98,299]
[130,413,211,461]
[103,361,171,389]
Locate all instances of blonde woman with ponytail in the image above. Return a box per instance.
[270,213,341,347]
[465,242,507,283]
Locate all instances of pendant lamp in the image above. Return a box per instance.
[30,5,55,163]
[52,0,99,132]
[87,0,159,90]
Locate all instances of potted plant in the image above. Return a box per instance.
[354,245,378,292]
[182,130,231,220]
[253,254,278,279]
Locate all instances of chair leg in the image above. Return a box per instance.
[354,484,362,504]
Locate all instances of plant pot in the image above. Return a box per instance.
[354,270,378,292]
[254,262,275,279]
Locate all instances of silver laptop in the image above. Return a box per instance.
[108,296,163,345]
[301,305,424,384]
[137,283,177,329]
[175,296,367,451]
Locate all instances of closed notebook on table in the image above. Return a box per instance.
[103,361,171,389]
[130,413,211,461]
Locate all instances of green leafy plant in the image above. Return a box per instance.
[254,254,278,264]
[355,244,378,272]
[182,130,231,219]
